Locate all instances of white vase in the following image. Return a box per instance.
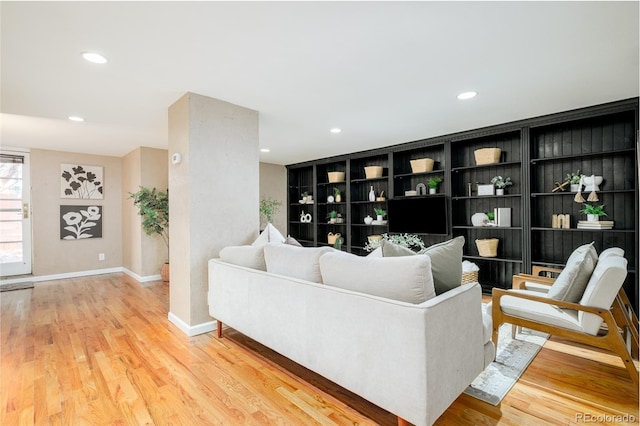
[587,214,599,222]
[496,188,504,196]
[377,215,383,221]
[429,188,436,194]
[369,186,376,202]
[364,215,373,225]
[570,184,581,192]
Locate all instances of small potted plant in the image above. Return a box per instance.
[580,203,607,222]
[490,176,513,195]
[374,207,386,222]
[327,210,338,224]
[333,187,342,203]
[566,170,582,192]
[427,177,443,194]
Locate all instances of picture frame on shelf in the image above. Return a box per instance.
[477,184,495,196]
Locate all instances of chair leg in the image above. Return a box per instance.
[612,297,639,359]
[606,319,639,386]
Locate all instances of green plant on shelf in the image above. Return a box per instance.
[334,187,341,196]
[427,176,442,189]
[490,176,513,189]
[374,207,386,217]
[566,170,581,184]
[364,233,426,252]
[327,210,338,219]
[579,204,607,217]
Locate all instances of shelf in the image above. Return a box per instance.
[393,194,445,200]
[531,227,634,233]
[451,160,521,172]
[352,223,389,228]
[452,194,521,200]
[351,200,388,205]
[290,203,316,206]
[317,181,346,186]
[351,176,388,183]
[531,189,635,197]
[394,170,444,179]
[463,255,523,263]
[289,221,314,225]
[453,226,522,230]
[531,148,636,164]
[318,223,347,227]
[316,202,347,206]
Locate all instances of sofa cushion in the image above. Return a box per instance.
[547,242,598,302]
[285,235,303,247]
[264,244,333,283]
[319,251,436,304]
[252,223,286,246]
[379,237,464,295]
[219,245,266,271]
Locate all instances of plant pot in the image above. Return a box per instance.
[496,188,504,196]
[570,184,581,192]
[587,214,599,222]
[335,194,341,203]
[161,262,170,282]
[377,215,384,221]
[429,188,436,194]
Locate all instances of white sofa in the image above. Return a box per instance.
[208,243,494,426]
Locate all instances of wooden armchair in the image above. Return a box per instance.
[492,248,639,385]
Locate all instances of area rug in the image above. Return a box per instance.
[464,324,549,405]
[0,282,34,292]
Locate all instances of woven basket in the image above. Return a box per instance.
[474,148,502,165]
[410,158,434,173]
[327,171,345,183]
[475,238,499,257]
[327,232,341,245]
[364,166,383,179]
[461,271,478,284]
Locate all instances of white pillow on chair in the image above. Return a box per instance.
[547,242,598,303]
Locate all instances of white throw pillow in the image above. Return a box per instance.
[219,245,266,271]
[252,223,286,246]
[319,251,436,304]
[264,244,334,283]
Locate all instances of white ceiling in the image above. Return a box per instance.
[1,1,638,165]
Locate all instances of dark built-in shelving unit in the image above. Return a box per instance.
[286,98,639,310]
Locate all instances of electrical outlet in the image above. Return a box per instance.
[98,253,105,261]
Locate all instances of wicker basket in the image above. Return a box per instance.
[327,232,341,245]
[364,166,383,179]
[410,158,434,173]
[474,148,502,165]
[327,171,345,183]
[475,238,499,257]
[461,271,479,284]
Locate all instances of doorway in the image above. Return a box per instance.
[0,150,32,276]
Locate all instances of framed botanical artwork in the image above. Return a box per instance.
[61,164,104,199]
[60,205,103,240]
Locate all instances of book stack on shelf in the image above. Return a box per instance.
[577,220,614,230]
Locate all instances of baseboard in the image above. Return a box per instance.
[122,268,162,283]
[0,267,124,285]
[168,312,218,337]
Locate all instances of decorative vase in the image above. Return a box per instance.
[364,215,374,225]
[377,215,384,221]
[429,188,436,195]
[369,186,376,201]
[587,214,599,222]
[335,194,341,203]
[496,188,504,196]
[570,184,581,192]
[583,175,603,192]
[161,262,170,282]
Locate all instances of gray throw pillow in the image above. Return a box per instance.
[380,237,465,295]
[547,242,598,302]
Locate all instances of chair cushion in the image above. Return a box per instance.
[264,244,333,283]
[499,290,582,332]
[547,242,598,302]
[319,251,436,304]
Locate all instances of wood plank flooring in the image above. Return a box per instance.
[1,274,638,425]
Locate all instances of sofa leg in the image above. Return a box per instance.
[217,320,223,338]
[398,417,411,426]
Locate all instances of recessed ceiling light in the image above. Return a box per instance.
[68,116,84,122]
[260,148,270,153]
[330,128,341,133]
[457,91,477,100]
[82,52,108,64]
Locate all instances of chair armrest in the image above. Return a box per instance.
[532,265,564,277]
[492,287,617,326]
[512,274,556,290]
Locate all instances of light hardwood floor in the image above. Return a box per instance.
[1,274,638,425]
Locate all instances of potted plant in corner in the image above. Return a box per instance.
[427,177,443,194]
[130,186,169,282]
[259,197,282,228]
[491,176,513,195]
[580,203,607,222]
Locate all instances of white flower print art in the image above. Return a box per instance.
[60,205,103,239]
[61,164,104,199]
